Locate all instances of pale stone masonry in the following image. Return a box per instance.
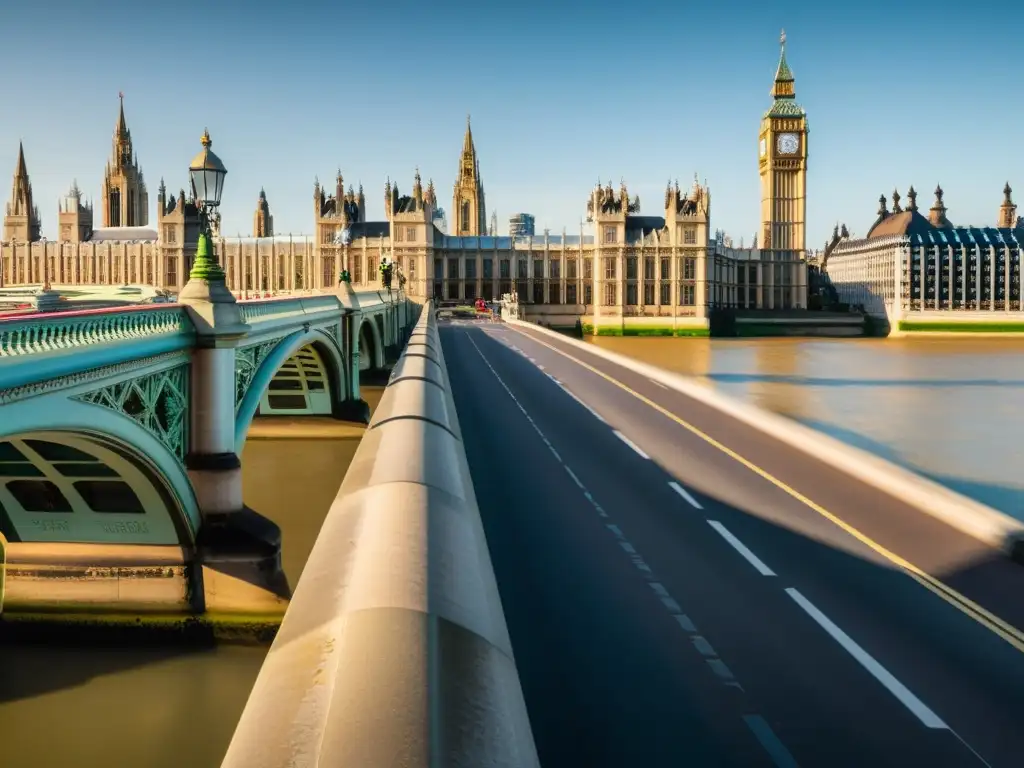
[1,36,810,331]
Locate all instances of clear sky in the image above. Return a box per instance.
[1,0,1019,246]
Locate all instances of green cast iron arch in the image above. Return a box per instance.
[356,315,384,370]
[234,328,347,453]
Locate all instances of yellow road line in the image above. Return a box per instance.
[510,326,1024,654]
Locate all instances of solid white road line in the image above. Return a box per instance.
[707,521,776,577]
[785,587,948,730]
[650,378,669,389]
[668,481,703,509]
[613,430,650,460]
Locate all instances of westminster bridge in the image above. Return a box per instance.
[0,283,414,617]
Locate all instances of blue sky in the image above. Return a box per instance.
[1,0,1019,246]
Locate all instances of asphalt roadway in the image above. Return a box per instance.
[440,317,1024,768]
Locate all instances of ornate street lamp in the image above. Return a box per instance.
[188,129,227,281]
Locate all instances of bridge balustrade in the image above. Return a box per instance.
[220,299,539,768]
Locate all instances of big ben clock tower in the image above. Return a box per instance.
[758,30,807,255]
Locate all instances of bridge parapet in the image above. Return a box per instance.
[0,305,192,358]
[237,294,343,325]
[221,300,539,768]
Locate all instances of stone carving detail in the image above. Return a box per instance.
[235,340,279,409]
[73,363,190,461]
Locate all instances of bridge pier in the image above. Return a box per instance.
[180,276,289,621]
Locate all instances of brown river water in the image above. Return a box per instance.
[587,335,1024,521]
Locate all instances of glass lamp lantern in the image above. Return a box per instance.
[189,129,227,209]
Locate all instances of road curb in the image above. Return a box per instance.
[507,318,1024,561]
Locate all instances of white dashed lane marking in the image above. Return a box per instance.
[465,330,750,704]
[668,481,703,509]
[708,520,777,577]
[786,588,946,729]
[613,430,650,460]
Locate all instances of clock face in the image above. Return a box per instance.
[777,133,799,155]
[759,137,767,157]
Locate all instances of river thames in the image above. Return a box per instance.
[587,335,1024,521]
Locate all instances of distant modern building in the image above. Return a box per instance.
[509,213,536,238]
[824,184,1024,332]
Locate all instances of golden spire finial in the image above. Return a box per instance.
[200,128,212,148]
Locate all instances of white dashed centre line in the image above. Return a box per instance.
[613,430,650,460]
[464,330,748,699]
[708,521,776,577]
[786,587,947,730]
[668,481,703,509]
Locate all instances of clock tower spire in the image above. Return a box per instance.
[758,29,808,257]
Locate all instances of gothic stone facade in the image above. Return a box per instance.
[1,39,809,326]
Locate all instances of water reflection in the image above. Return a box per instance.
[587,336,1024,520]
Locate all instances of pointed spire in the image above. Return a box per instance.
[116,91,128,136]
[15,141,27,178]
[463,114,474,154]
[907,186,918,213]
[774,29,794,84]
[769,29,799,107]
[1004,182,1013,204]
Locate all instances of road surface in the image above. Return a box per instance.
[440,318,1024,768]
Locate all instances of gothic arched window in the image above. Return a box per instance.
[461,200,470,232]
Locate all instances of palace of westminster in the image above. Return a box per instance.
[25,36,1011,331]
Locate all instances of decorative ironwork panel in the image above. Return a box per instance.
[235,341,278,409]
[321,321,342,350]
[0,350,187,406]
[73,363,190,461]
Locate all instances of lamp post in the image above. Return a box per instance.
[187,129,228,283]
[178,125,250,543]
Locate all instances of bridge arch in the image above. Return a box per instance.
[234,328,347,452]
[0,420,198,547]
[357,314,385,371]
[374,313,388,351]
